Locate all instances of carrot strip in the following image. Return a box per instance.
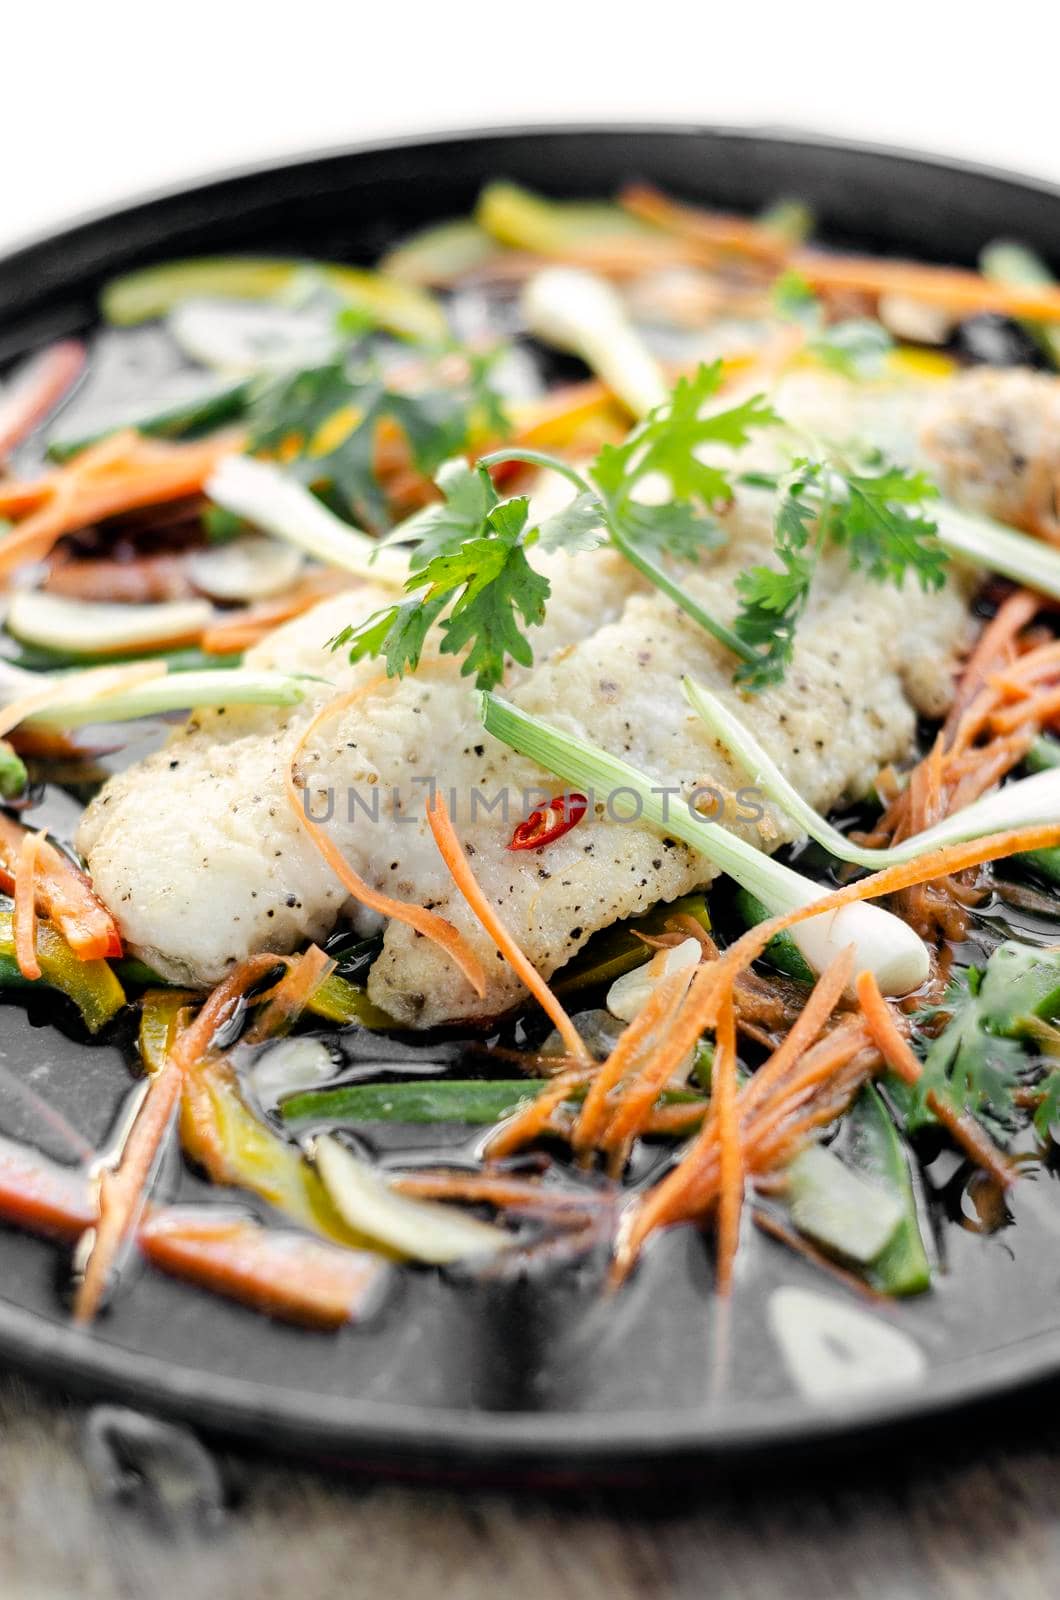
[795,251,1060,322]
[0,810,126,961]
[991,684,1060,734]
[485,1067,595,1160]
[200,573,352,655]
[390,1171,611,1212]
[620,185,792,265]
[424,789,588,1061]
[138,1212,387,1330]
[0,341,86,461]
[740,946,856,1118]
[13,829,43,981]
[855,970,1014,1189]
[713,992,742,1296]
[0,431,242,578]
[242,944,334,1045]
[73,953,281,1322]
[286,684,486,999]
[574,959,702,1154]
[638,819,1060,1106]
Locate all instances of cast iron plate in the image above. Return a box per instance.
[2,126,1060,1479]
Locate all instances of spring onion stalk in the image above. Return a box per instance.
[23,669,308,729]
[684,675,1060,869]
[0,742,27,798]
[206,456,408,588]
[480,693,929,995]
[312,1134,509,1264]
[521,267,669,419]
[1027,736,1060,774]
[931,500,1060,602]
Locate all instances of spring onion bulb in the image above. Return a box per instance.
[480,693,929,996]
[312,1134,509,1264]
[23,668,308,728]
[521,267,668,419]
[683,675,1060,868]
[206,456,408,588]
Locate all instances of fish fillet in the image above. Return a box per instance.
[78,488,970,1020]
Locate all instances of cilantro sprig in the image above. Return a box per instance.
[733,453,947,690]
[335,362,779,689]
[248,344,508,533]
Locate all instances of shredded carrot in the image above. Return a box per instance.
[425,789,588,1062]
[390,1171,611,1212]
[485,1067,596,1160]
[991,684,1060,734]
[856,969,1014,1189]
[73,953,281,1322]
[574,958,702,1154]
[741,947,856,1118]
[712,992,742,1295]
[12,829,43,981]
[0,812,123,961]
[620,185,792,265]
[242,944,335,1045]
[0,430,242,578]
[286,684,486,999]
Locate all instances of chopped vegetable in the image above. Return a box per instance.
[6,592,213,659]
[282,1078,549,1128]
[843,1084,931,1295]
[521,267,668,417]
[312,1134,510,1264]
[13,829,43,981]
[186,536,304,602]
[382,219,497,285]
[0,911,125,1031]
[785,1142,904,1265]
[25,668,309,730]
[101,256,447,344]
[0,341,86,461]
[205,455,408,586]
[980,240,1060,367]
[0,812,121,961]
[46,375,251,462]
[554,892,711,996]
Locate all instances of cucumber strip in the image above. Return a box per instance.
[734,887,816,985]
[46,376,252,461]
[785,1143,904,1265]
[845,1084,932,1295]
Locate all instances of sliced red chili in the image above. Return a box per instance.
[508,793,589,851]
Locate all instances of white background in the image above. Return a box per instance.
[2,2,1059,253]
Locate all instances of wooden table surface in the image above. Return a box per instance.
[3,1369,1059,1600]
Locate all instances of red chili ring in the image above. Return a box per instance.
[508,792,589,851]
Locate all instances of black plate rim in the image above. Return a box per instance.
[4,121,1060,1470]
[4,118,1060,281]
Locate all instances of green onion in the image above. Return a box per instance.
[282,1076,705,1129]
[1027,736,1060,774]
[554,892,711,996]
[0,741,27,799]
[480,693,929,995]
[684,675,1060,868]
[521,267,668,418]
[932,500,1060,602]
[24,668,308,728]
[734,888,815,984]
[6,593,213,659]
[206,456,408,587]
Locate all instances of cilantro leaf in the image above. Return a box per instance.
[771,270,894,380]
[332,483,550,691]
[248,350,509,532]
[733,463,820,689]
[826,466,947,589]
[536,490,607,555]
